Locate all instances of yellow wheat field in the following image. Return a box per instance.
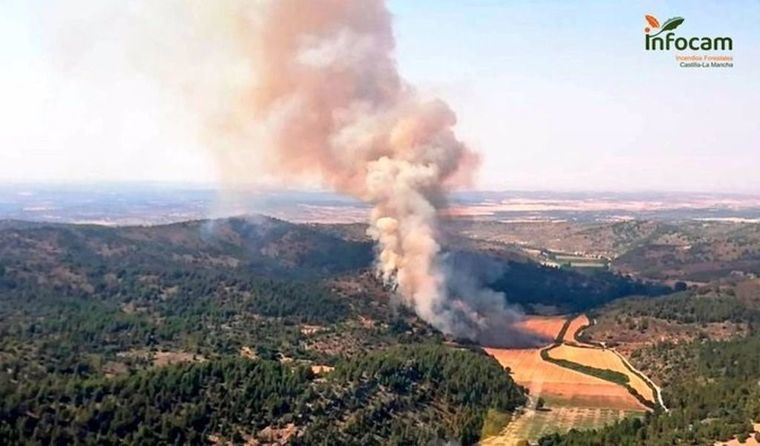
[486,347,647,410]
[485,315,647,410]
[547,344,654,402]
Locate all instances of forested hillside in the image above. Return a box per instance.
[446,219,760,282]
[0,216,666,325]
[0,345,525,445]
[0,217,530,444]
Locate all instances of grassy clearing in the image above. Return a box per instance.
[481,404,644,445]
[480,409,513,438]
[541,319,659,411]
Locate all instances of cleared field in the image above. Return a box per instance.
[481,406,642,446]
[518,315,568,341]
[486,315,646,409]
[487,347,646,410]
[564,314,591,344]
[568,262,607,268]
[548,344,654,402]
[482,314,651,444]
[485,346,646,410]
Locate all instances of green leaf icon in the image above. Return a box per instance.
[661,17,685,31]
[651,17,685,36]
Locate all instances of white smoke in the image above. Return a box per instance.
[41,0,532,345]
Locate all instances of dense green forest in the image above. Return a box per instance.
[3,217,730,445]
[597,284,760,325]
[0,217,670,379]
[0,218,530,444]
[0,345,525,445]
[0,218,435,380]
[488,261,668,312]
[0,217,667,314]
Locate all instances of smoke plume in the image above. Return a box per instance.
[46,0,526,345]
[166,0,517,344]
[442,252,545,347]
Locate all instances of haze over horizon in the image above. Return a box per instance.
[1,0,758,193]
[1,4,760,445]
[3,180,760,197]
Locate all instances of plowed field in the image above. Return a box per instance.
[564,314,591,344]
[482,314,653,445]
[485,315,647,410]
[548,344,654,401]
[518,315,568,340]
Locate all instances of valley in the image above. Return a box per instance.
[1,214,758,445]
[2,0,757,442]
[483,314,658,445]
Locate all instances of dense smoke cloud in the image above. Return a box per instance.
[158,0,483,339]
[47,0,528,345]
[442,252,544,347]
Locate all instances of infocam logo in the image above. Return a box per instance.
[644,15,733,51]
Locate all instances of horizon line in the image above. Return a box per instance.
[0,180,758,197]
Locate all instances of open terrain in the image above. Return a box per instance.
[517,315,568,340]
[1,209,758,445]
[483,314,654,444]
[487,346,644,411]
[582,280,759,386]
[546,344,654,404]
[563,314,591,345]
[486,315,651,411]
[447,218,760,282]
[481,406,641,446]
[541,279,760,445]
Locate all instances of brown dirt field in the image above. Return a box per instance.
[548,344,654,402]
[518,315,568,340]
[564,314,591,344]
[485,347,646,410]
[153,351,205,367]
[483,314,653,444]
[240,346,258,360]
[254,423,298,444]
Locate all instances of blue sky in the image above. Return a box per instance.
[1,1,758,192]
[388,0,760,192]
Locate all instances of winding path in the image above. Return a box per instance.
[578,317,668,412]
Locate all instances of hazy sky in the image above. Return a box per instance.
[1,1,758,192]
